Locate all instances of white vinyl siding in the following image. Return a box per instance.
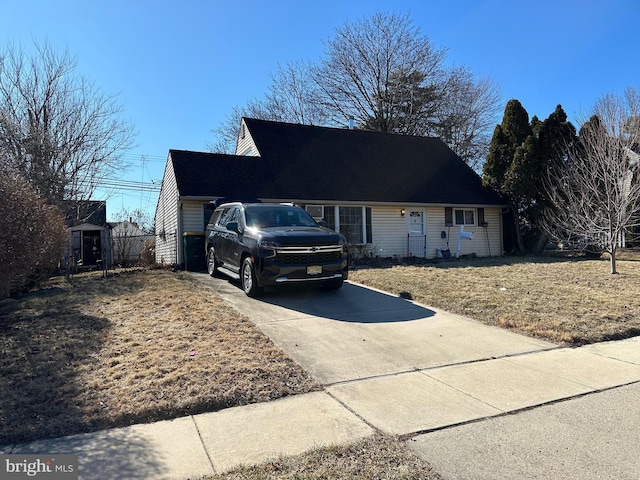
[433,207,502,258]
[235,119,260,156]
[154,156,179,265]
[370,207,408,257]
[372,206,502,259]
[427,207,447,257]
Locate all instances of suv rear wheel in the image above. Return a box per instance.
[241,258,263,297]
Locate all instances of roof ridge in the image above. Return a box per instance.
[242,117,442,141]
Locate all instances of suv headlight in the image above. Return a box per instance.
[258,239,279,258]
[258,239,280,249]
[340,236,349,255]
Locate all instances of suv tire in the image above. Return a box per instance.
[241,258,263,297]
[207,247,219,277]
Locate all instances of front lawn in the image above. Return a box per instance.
[350,250,640,345]
[0,269,318,446]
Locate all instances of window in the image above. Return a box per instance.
[244,205,316,228]
[324,206,372,244]
[455,209,475,226]
[444,207,453,226]
[305,205,324,220]
[216,207,234,227]
[340,207,363,244]
[227,207,242,228]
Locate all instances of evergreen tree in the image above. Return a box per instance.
[483,101,577,252]
[483,99,532,251]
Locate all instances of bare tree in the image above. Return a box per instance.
[211,12,501,167]
[110,207,153,266]
[208,100,273,154]
[0,40,135,217]
[313,12,448,132]
[430,67,502,171]
[208,61,328,154]
[541,87,640,274]
[265,61,329,126]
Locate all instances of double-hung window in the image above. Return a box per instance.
[323,206,372,244]
[454,209,475,226]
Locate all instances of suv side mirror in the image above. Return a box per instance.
[226,221,241,233]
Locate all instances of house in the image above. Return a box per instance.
[154,118,507,267]
[108,220,154,266]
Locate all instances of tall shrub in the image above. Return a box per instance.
[0,168,68,297]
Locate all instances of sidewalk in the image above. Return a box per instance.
[4,277,640,479]
[4,337,640,479]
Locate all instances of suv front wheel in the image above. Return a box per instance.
[241,258,263,297]
[207,247,218,277]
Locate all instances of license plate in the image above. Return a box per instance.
[307,265,322,275]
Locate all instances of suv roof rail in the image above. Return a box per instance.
[214,197,261,207]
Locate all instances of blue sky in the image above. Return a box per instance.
[2,0,638,220]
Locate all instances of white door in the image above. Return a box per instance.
[407,209,427,257]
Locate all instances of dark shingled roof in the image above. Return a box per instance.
[169,118,505,206]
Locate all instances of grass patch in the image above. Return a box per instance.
[207,433,442,480]
[350,250,640,346]
[0,269,318,446]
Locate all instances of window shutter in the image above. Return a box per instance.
[444,207,453,226]
[477,208,485,226]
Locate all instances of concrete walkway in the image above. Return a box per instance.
[4,277,640,479]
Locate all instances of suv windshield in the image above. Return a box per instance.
[244,205,317,228]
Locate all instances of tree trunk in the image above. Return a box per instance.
[512,205,526,253]
[610,245,618,274]
[533,231,548,254]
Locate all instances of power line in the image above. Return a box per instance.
[120,153,167,163]
[93,180,160,192]
[80,178,161,192]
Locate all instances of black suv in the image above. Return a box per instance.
[205,202,349,296]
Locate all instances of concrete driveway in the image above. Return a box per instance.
[197,274,555,385]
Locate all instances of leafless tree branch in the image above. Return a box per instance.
[541,87,640,273]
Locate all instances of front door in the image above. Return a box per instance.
[407,209,427,257]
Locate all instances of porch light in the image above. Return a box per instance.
[401,208,406,217]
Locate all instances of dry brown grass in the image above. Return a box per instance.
[0,269,318,446]
[208,433,442,480]
[350,250,640,346]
